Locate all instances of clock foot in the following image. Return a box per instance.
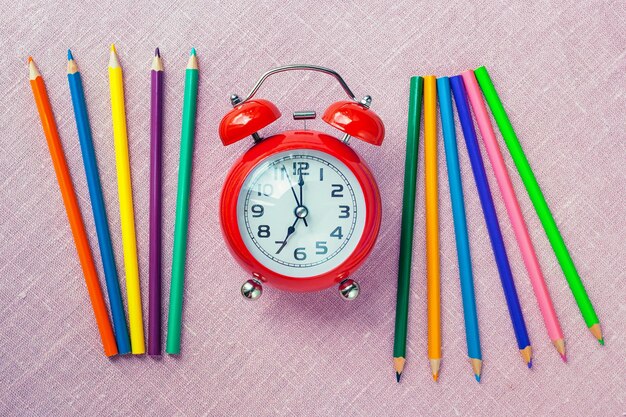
[241,278,263,300]
[338,279,359,301]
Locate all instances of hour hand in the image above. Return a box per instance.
[275,218,298,254]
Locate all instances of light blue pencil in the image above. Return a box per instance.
[437,77,482,381]
[67,50,131,354]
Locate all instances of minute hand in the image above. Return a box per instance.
[282,166,301,204]
[298,170,304,205]
[297,170,308,227]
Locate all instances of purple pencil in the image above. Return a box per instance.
[148,48,164,356]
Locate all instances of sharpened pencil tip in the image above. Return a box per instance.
[475,374,481,383]
[589,324,603,343]
[393,357,406,381]
[110,44,116,53]
[28,57,40,79]
[560,353,567,363]
[67,49,73,61]
[155,47,160,57]
[520,346,532,368]
[190,47,196,56]
[429,359,441,382]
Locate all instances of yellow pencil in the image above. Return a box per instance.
[424,75,441,381]
[109,44,145,354]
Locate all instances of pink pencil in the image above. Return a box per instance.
[461,70,566,362]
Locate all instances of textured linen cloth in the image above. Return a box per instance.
[0,1,624,416]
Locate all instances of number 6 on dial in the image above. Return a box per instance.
[219,65,384,300]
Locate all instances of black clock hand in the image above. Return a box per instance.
[298,170,304,204]
[297,170,308,227]
[275,217,299,254]
[281,165,301,206]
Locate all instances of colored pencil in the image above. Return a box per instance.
[450,76,532,367]
[474,66,603,346]
[29,57,118,357]
[423,75,441,381]
[166,48,199,355]
[109,44,145,354]
[67,50,131,355]
[463,70,562,362]
[437,77,482,381]
[461,69,566,360]
[393,76,423,382]
[148,48,164,356]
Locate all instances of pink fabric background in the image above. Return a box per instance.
[1,1,624,416]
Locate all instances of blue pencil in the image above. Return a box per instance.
[437,77,482,381]
[67,50,131,354]
[450,75,532,368]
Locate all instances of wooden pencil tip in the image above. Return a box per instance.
[151,50,164,71]
[190,47,196,56]
[560,353,568,363]
[474,374,481,383]
[553,338,566,359]
[186,51,198,70]
[393,357,406,378]
[109,45,121,68]
[520,346,532,367]
[470,358,482,381]
[589,323,603,344]
[67,54,78,74]
[429,358,441,381]
[28,57,41,79]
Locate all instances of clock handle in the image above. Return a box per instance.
[222,64,384,147]
[233,64,367,105]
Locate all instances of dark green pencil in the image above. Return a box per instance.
[394,76,423,382]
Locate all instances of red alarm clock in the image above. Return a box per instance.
[219,65,384,300]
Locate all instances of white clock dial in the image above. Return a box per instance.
[237,149,367,278]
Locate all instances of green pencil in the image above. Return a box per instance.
[394,76,423,381]
[166,48,199,354]
[474,66,603,345]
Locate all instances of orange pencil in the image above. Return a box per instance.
[28,57,118,357]
[424,75,441,381]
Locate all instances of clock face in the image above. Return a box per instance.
[237,149,367,278]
